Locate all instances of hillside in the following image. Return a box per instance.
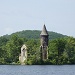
[1,30,75,65]
[3,30,67,40]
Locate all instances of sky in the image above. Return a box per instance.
[0,0,75,37]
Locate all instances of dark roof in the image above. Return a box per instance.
[40,24,48,35]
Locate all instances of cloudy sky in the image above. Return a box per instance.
[0,0,75,37]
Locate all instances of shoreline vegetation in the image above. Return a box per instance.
[0,30,75,65]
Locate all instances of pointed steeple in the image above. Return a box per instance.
[40,24,48,35]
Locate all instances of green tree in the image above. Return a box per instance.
[65,37,75,64]
[5,34,24,63]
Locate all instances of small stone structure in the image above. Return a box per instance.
[19,44,27,65]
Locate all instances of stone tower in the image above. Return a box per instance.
[40,24,49,60]
[19,44,27,65]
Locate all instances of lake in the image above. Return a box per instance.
[0,65,75,75]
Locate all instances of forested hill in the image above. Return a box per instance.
[1,30,75,65]
[3,30,67,40]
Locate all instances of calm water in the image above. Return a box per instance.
[0,65,75,75]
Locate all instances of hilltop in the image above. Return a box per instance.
[2,30,67,40]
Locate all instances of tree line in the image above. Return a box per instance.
[0,33,75,65]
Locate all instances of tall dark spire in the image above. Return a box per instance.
[40,24,49,60]
[40,24,48,35]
